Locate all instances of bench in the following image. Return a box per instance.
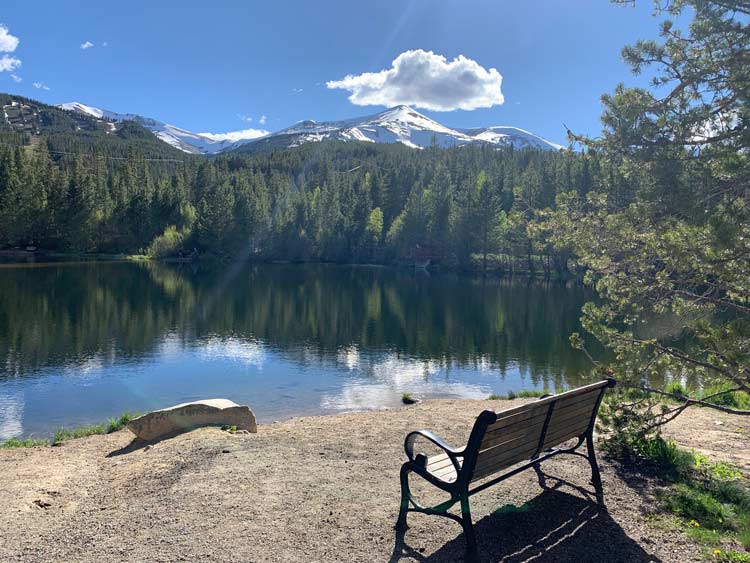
[395,379,616,559]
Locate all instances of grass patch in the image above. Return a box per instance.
[712,550,750,563]
[0,410,141,448]
[658,483,733,530]
[661,381,750,410]
[52,424,106,444]
[106,412,140,434]
[488,389,551,400]
[401,393,418,405]
[634,437,750,560]
[0,437,49,449]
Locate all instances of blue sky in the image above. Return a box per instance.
[0,1,666,145]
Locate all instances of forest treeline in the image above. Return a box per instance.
[0,138,632,273]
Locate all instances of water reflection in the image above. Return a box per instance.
[0,261,600,438]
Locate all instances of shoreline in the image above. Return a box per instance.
[1,398,748,562]
[0,251,580,279]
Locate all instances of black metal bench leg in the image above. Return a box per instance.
[460,495,478,561]
[586,433,604,506]
[396,464,410,531]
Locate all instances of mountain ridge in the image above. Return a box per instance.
[56,100,563,155]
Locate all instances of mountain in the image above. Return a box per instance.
[57,102,253,155]
[57,101,563,155]
[236,106,562,154]
[0,94,188,159]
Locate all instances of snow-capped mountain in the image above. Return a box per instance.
[58,102,562,155]
[57,102,262,154]
[243,105,562,152]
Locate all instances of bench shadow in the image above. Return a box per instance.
[390,481,660,563]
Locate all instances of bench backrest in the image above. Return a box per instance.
[468,379,614,482]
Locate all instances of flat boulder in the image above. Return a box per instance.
[126,399,257,441]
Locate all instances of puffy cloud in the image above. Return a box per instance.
[0,55,20,72]
[259,114,267,125]
[33,81,50,90]
[80,41,94,50]
[10,73,21,83]
[0,24,19,53]
[327,49,504,111]
[199,128,268,142]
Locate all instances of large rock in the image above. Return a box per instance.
[126,399,257,441]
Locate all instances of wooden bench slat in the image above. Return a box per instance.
[481,391,600,449]
[472,386,605,479]
[426,453,462,482]
[542,420,594,449]
[473,442,541,479]
[474,436,544,476]
[427,453,455,472]
[484,390,599,436]
[546,397,600,426]
[485,403,549,434]
[484,380,610,426]
[479,418,547,451]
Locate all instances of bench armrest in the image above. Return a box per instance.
[404,430,464,475]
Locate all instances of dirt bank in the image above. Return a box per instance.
[1,399,748,562]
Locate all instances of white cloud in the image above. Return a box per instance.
[0,24,19,53]
[33,81,50,91]
[102,41,108,47]
[237,113,253,123]
[0,55,20,72]
[198,128,269,142]
[327,49,504,111]
[80,41,94,50]
[10,73,21,83]
[259,114,267,125]
[292,88,303,94]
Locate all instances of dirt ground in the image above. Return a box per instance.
[1,398,748,563]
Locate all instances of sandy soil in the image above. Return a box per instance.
[1,399,748,563]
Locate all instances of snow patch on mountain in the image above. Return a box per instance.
[58,102,267,154]
[255,105,561,152]
[458,126,564,151]
[58,101,562,154]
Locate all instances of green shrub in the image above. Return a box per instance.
[147,225,187,258]
[665,380,688,397]
[638,437,697,480]
[700,386,750,410]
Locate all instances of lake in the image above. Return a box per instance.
[0,261,599,440]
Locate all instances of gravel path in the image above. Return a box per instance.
[2,398,747,562]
